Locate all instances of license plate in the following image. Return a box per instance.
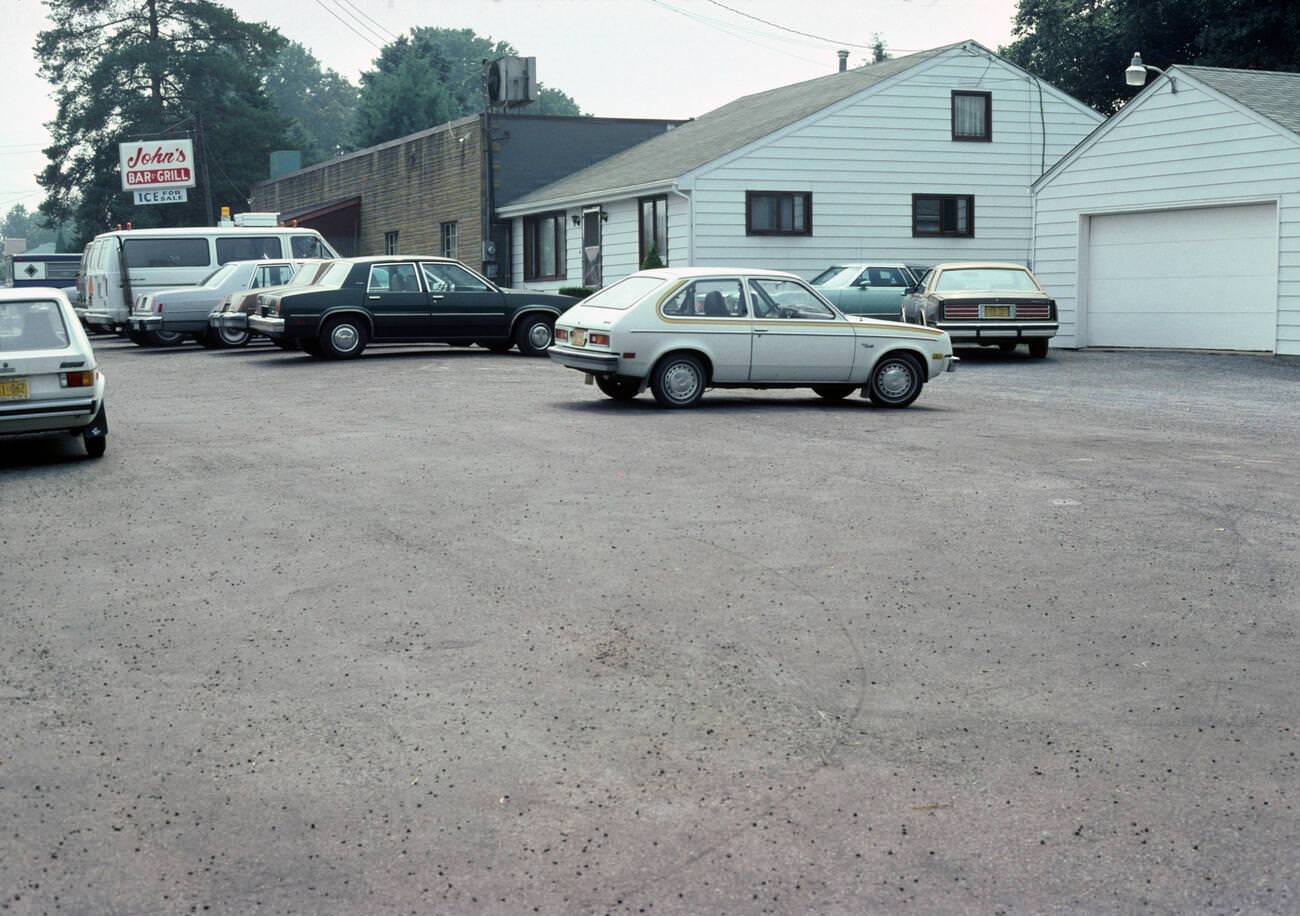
[0,378,30,400]
[570,329,587,347]
[984,305,1011,318]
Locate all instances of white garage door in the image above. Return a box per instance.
[1086,203,1278,351]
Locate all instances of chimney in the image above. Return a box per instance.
[837,50,849,72]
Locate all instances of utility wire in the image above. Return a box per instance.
[310,0,383,50]
[701,0,874,48]
[322,0,389,46]
[337,0,399,42]
[643,0,829,67]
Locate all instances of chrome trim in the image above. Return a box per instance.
[248,316,286,335]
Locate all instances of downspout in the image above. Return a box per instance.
[669,183,693,265]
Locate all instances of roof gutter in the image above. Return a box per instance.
[669,183,693,265]
[496,179,676,218]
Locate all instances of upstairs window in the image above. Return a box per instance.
[952,91,992,141]
[746,191,812,236]
[523,211,566,281]
[913,194,974,238]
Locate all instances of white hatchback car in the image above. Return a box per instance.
[0,288,108,457]
[549,268,955,408]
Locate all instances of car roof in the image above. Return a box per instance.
[931,262,1032,271]
[823,262,912,269]
[340,255,462,264]
[91,226,313,239]
[635,267,801,280]
[0,286,73,304]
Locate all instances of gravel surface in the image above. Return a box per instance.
[1,340,1296,915]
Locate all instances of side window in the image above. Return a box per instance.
[291,235,324,258]
[661,279,747,317]
[749,278,836,320]
[859,267,909,287]
[122,237,211,268]
[421,262,490,293]
[368,263,420,293]
[216,236,282,264]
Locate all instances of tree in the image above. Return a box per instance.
[871,34,889,64]
[2,205,60,248]
[36,0,288,244]
[266,42,359,165]
[1003,0,1300,114]
[353,27,583,148]
[639,243,664,271]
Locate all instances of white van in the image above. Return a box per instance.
[77,226,336,332]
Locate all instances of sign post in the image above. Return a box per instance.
[119,139,197,205]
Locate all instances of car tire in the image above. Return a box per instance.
[144,329,185,347]
[812,384,855,401]
[126,329,151,346]
[650,353,707,408]
[198,330,223,349]
[596,376,639,401]
[997,341,1018,353]
[867,353,924,408]
[479,340,513,353]
[319,316,368,359]
[1028,339,1049,359]
[216,324,250,348]
[514,315,555,357]
[82,406,107,458]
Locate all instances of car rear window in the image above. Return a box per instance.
[811,266,850,286]
[0,299,71,351]
[123,237,211,268]
[580,276,667,310]
[935,268,1039,292]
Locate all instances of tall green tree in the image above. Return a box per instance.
[2,205,61,248]
[36,0,288,244]
[266,41,358,165]
[353,27,583,148]
[1003,0,1300,114]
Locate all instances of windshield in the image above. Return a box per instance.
[810,266,853,286]
[201,263,241,288]
[580,275,668,310]
[935,268,1039,293]
[0,299,71,351]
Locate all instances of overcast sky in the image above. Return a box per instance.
[0,0,1019,219]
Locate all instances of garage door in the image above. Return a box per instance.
[1086,203,1277,351]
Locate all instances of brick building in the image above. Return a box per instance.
[249,113,682,286]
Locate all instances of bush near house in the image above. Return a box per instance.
[558,287,593,299]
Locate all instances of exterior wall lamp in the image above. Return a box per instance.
[1126,52,1176,92]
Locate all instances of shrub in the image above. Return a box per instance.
[640,244,665,270]
[558,287,593,299]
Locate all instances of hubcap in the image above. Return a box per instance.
[877,361,914,400]
[528,322,553,349]
[156,331,182,345]
[220,327,248,346]
[331,324,360,352]
[663,362,701,401]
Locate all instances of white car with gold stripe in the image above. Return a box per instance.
[0,287,108,457]
[548,268,954,408]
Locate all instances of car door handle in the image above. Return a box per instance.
[430,294,445,301]
[368,295,381,300]
[754,327,769,333]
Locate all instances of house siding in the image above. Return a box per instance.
[689,51,1101,275]
[511,196,664,292]
[1033,78,1300,354]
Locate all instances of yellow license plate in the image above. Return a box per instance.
[570,329,587,347]
[0,377,30,400]
[984,306,1011,318]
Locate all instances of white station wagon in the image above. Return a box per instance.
[0,287,108,457]
[548,268,955,408]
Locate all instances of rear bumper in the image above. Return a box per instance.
[210,312,248,331]
[548,345,620,374]
[248,316,286,336]
[127,315,162,332]
[0,394,102,436]
[936,322,1057,341]
[83,309,126,329]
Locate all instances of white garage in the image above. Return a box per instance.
[1033,65,1300,356]
[1085,203,1278,351]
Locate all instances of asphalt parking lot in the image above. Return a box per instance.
[1,339,1296,915]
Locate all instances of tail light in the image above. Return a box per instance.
[60,370,94,388]
[554,328,569,342]
[588,332,610,347]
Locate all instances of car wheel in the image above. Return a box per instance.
[126,329,151,346]
[144,329,185,346]
[867,353,924,408]
[812,384,855,401]
[595,376,639,401]
[82,406,107,458]
[216,324,250,348]
[514,315,555,357]
[319,316,368,359]
[479,340,514,353]
[650,353,706,408]
[1028,339,1049,359]
[198,330,223,349]
[997,341,1018,353]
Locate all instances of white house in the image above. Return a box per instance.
[1033,66,1300,356]
[497,41,1101,296]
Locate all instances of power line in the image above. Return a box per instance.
[337,0,399,42]
[643,0,829,67]
[700,0,875,49]
[323,0,389,46]
[309,0,383,50]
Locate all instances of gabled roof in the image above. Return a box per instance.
[1178,65,1300,137]
[498,43,965,214]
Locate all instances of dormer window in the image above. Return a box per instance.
[952,91,992,142]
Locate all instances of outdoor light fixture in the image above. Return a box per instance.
[1126,52,1176,92]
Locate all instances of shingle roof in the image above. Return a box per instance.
[499,43,964,212]
[1180,65,1300,137]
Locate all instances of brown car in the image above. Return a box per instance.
[208,259,333,347]
[901,262,1057,358]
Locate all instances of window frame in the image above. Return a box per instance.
[523,210,567,282]
[384,231,399,256]
[637,195,668,266]
[658,277,750,319]
[911,194,975,238]
[440,221,458,260]
[951,90,992,142]
[745,191,813,237]
[366,261,422,294]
